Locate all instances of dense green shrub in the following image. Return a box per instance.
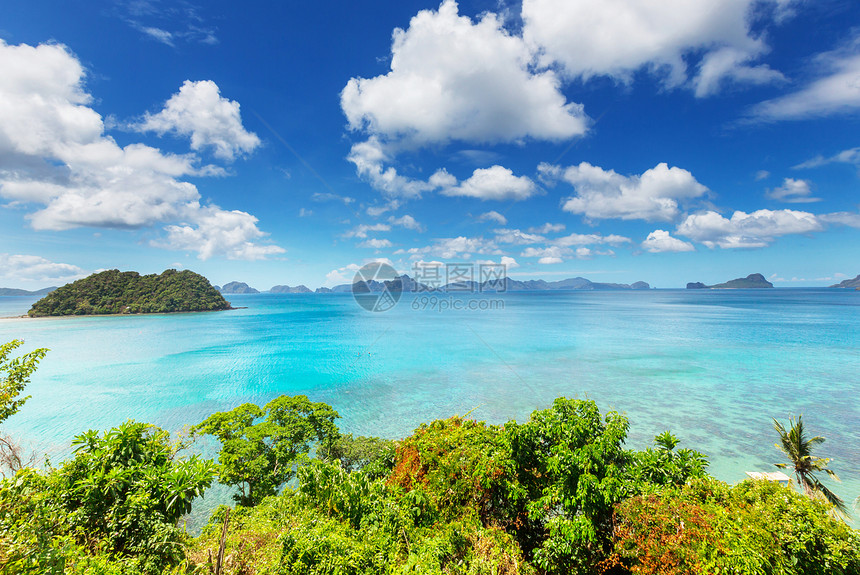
[0,421,215,574]
[612,477,860,575]
[320,433,396,479]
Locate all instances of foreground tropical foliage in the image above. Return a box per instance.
[0,339,857,574]
[28,269,230,316]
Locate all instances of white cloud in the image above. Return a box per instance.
[344,223,391,238]
[139,26,175,46]
[441,165,537,201]
[347,137,454,198]
[0,40,281,260]
[546,161,708,221]
[154,206,285,260]
[493,228,545,245]
[677,209,822,248]
[750,42,860,121]
[341,0,587,147]
[552,233,631,247]
[325,263,361,286]
[358,238,393,249]
[641,230,695,253]
[538,256,563,264]
[521,245,597,263]
[794,147,860,169]
[299,208,312,217]
[477,210,508,225]
[819,212,860,228]
[137,80,260,161]
[755,170,771,180]
[312,192,355,204]
[0,253,86,283]
[388,214,424,231]
[396,236,499,260]
[527,222,565,234]
[693,47,785,97]
[766,178,820,203]
[522,0,787,95]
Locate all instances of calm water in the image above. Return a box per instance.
[1,289,858,517]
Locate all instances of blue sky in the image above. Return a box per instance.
[1,0,859,289]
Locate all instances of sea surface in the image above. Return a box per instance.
[1,289,858,522]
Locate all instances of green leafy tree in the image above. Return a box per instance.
[504,398,630,574]
[194,394,340,506]
[319,433,396,478]
[628,431,709,490]
[0,339,48,425]
[773,415,847,515]
[54,422,215,553]
[0,420,217,574]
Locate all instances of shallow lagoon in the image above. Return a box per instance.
[1,289,858,515]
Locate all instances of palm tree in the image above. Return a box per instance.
[772,415,848,515]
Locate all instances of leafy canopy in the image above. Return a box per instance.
[194,394,340,506]
[0,339,48,425]
[1,420,216,574]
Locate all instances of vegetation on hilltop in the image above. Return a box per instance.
[27,269,230,317]
[0,339,858,574]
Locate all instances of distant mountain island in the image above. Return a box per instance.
[270,284,312,294]
[686,273,774,289]
[318,275,651,293]
[218,281,260,294]
[830,274,860,289]
[0,286,56,297]
[28,269,231,317]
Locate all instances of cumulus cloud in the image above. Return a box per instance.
[341,0,587,147]
[477,211,508,225]
[520,245,596,263]
[766,178,820,203]
[154,206,285,260]
[0,39,281,260]
[441,166,537,201]
[493,228,545,245]
[750,42,860,121]
[0,253,86,283]
[522,0,787,95]
[137,80,260,161]
[388,214,424,231]
[676,209,822,248]
[347,137,454,198]
[641,230,695,253]
[544,162,708,222]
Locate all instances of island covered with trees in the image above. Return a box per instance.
[1,340,858,574]
[27,269,231,317]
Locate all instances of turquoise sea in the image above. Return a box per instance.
[1,289,858,518]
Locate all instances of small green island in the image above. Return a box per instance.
[27,269,231,317]
[687,272,774,289]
